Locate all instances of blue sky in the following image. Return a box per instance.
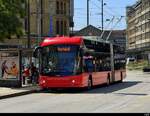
[74,0,137,30]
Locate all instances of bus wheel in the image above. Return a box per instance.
[42,88,48,91]
[50,88,58,92]
[120,72,123,83]
[106,77,110,86]
[87,78,92,90]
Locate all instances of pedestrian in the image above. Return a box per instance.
[1,60,9,79]
[30,62,38,84]
[22,66,30,85]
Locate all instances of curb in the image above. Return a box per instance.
[0,89,41,100]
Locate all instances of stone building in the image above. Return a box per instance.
[75,25,126,47]
[29,0,74,37]
[126,0,150,59]
[28,0,74,37]
[1,0,74,48]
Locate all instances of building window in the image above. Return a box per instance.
[64,21,67,35]
[60,2,63,14]
[56,20,60,35]
[64,2,66,15]
[56,1,60,14]
[60,20,63,35]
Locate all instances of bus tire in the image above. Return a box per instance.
[50,88,58,92]
[120,72,123,83]
[42,88,48,91]
[106,77,110,86]
[87,77,92,90]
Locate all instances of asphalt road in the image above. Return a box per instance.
[0,70,150,113]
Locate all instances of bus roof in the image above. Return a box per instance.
[40,36,124,50]
[40,36,83,47]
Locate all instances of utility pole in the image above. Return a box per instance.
[27,0,30,48]
[87,0,90,26]
[101,0,104,31]
[37,0,42,46]
[40,0,43,38]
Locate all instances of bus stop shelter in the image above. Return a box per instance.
[0,45,34,88]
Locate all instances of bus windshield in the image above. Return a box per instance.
[41,45,80,76]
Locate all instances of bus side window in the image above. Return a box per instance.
[83,59,88,72]
[84,59,94,72]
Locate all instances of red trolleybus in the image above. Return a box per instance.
[34,36,126,90]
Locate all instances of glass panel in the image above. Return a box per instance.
[41,45,80,76]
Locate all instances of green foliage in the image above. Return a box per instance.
[127,60,148,70]
[0,0,26,41]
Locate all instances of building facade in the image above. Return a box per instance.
[28,0,74,37]
[1,0,74,47]
[126,0,150,59]
[24,0,74,48]
[75,25,126,47]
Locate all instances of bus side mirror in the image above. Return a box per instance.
[33,46,42,58]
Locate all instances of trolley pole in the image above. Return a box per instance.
[110,43,115,82]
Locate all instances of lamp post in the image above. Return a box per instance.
[37,0,42,46]
[101,0,104,31]
[87,0,90,26]
[27,0,30,48]
[98,0,106,31]
[87,0,106,28]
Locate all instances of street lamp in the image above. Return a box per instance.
[27,0,30,48]
[87,0,90,26]
[37,0,42,46]
[98,0,107,31]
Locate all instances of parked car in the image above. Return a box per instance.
[143,66,150,72]
[126,57,136,65]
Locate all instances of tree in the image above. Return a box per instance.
[0,0,26,41]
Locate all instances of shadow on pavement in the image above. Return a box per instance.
[84,81,142,94]
[143,72,150,75]
[114,93,148,96]
[9,85,40,92]
[38,81,142,94]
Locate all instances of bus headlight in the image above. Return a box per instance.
[72,80,75,83]
[42,80,46,84]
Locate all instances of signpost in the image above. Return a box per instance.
[148,53,150,65]
[110,43,115,82]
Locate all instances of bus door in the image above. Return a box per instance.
[83,55,94,74]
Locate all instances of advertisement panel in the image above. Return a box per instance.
[0,52,19,80]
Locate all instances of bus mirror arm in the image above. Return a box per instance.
[33,46,42,58]
[79,48,84,57]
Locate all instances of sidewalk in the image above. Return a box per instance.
[0,85,42,100]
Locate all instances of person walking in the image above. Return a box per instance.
[1,60,9,79]
[30,62,38,84]
[22,66,30,85]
